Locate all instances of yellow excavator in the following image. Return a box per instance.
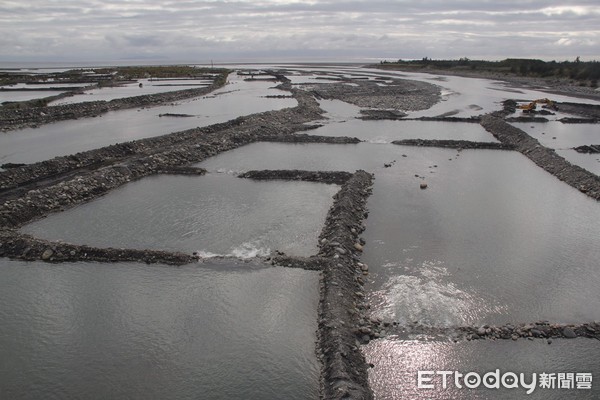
[517,98,558,113]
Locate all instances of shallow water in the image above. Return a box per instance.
[200,141,600,325]
[50,79,212,105]
[556,149,600,175]
[0,90,67,104]
[361,149,600,326]
[310,119,499,143]
[198,142,415,173]
[293,65,600,118]
[0,260,320,400]
[0,75,295,165]
[365,337,600,399]
[21,174,338,258]
[511,122,599,149]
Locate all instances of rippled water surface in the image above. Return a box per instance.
[361,149,600,326]
[50,79,213,105]
[21,174,338,257]
[311,119,498,143]
[0,260,320,400]
[365,338,600,399]
[0,75,295,165]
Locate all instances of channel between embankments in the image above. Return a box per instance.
[481,115,600,200]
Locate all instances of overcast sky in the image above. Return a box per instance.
[1,0,598,63]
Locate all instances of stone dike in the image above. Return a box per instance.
[0,70,229,131]
[0,89,327,228]
[481,115,600,200]
[371,320,600,343]
[315,170,375,400]
[0,230,195,265]
[239,170,353,185]
[392,138,515,150]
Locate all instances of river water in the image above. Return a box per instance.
[0,260,320,400]
[21,174,338,258]
[0,74,295,165]
[2,63,599,399]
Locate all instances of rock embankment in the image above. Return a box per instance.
[261,133,361,144]
[481,115,600,200]
[573,145,600,154]
[368,320,600,343]
[316,170,375,400]
[239,170,353,185]
[0,230,195,265]
[0,70,229,131]
[308,79,440,112]
[392,138,515,150]
[0,89,326,229]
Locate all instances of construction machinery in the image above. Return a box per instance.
[517,98,558,113]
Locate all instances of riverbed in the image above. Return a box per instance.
[1,63,599,399]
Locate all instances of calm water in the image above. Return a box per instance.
[0,260,320,400]
[0,90,68,104]
[510,122,600,175]
[556,149,600,176]
[361,149,600,326]
[3,64,600,399]
[365,338,600,399]
[511,122,599,149]
[0,75,295,165]
[199,142,600,326]
[22,174,338,258]
[50,79,212,105]
[310,119,498,143]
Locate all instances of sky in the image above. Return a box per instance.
[0,0,599,63]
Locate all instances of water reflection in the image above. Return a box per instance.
[0,260,320,400]
[365,338,600,399]
[21,174,338,257]
[0,75,295,165]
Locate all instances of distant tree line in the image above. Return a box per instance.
[379,58,599,87]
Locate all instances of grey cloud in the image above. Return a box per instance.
[0,0,598,62]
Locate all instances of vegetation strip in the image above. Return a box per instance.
[481,115,600,200]
[316,170,375,400]
[392,138,515,150]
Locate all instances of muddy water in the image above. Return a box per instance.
[0,75,295,165]
[365,338,600,399]
[0,260,320,400]
[21,174,338,258]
